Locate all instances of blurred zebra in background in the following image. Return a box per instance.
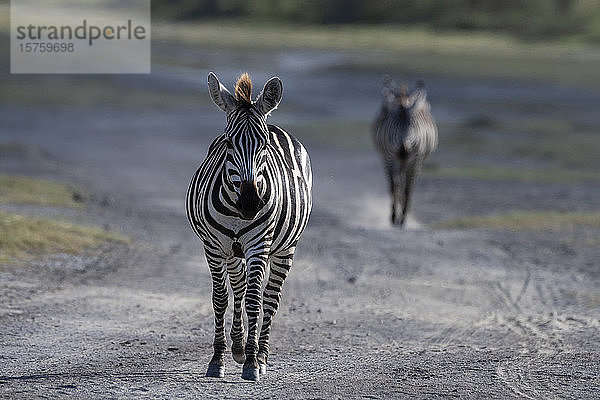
[186,72,312,382]
[372,76,438,226]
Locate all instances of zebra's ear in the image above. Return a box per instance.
[381,75,398,100]
[408,80,428,108]
[382,74,396,90]
[256,77,283,116]
[207,72,236,113]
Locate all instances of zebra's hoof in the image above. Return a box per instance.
[232,351,246,364]
[241,366,260,382]
[259,363,267,375]
[206,364,225,378]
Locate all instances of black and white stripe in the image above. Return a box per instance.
[372,77,438,226]
[186,72,312,381]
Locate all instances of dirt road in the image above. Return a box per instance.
[1,46,599,398]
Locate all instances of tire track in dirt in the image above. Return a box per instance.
[494,312,600,398]
[483,244,565,398]
[409,232,599,399]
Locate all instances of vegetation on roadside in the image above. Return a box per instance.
[436,211,600,231]
[0,174,88,208]
[148,20,600,87]
[153,0,600,43]
[287,116,599,184]
[1,2,599,108]
[0,211,128,264]
[439,117,600,170]
[0,73,212,109]
[424,166,600,184]
[0,174,128,264]
[290,119,372,150]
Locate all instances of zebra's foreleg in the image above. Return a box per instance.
[392,159,406,225]
[400,161,420,227]
[204,248,228,378]
[385,160,398,224]
[226,256,247,364]
[241,252,269,381]
[257,248,295,375]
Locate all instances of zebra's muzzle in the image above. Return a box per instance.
[237,181,264,220]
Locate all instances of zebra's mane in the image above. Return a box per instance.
[235,73,253,104]
[398,84,409,106]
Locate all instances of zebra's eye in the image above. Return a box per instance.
[230,174,241,186]
[256,174,265,188]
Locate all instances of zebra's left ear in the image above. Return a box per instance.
[256,77,283,116]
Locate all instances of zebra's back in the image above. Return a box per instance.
[268,124,312,193]
[265,124,312,253]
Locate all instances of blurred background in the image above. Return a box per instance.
[1,0,599,229]
[1,1,600,397]
[154,0,600,40]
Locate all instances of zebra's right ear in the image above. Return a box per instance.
[381,75,397,100]
[407,80,428,108]
[208,72,236,113]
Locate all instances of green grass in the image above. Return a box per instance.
[438,116,600,172]
[149,20,600,87]
[151,0,600,43]
[2,2,600,86]
[436,211,600,232]
[150,18,597,56]
[0,174,88,208]
[425,166,600,184]
[0,211,128,264]
[0,174,129,264]
[0,74,210,109]
[290,119,372,150]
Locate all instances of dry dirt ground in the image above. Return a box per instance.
[1,46,599,399]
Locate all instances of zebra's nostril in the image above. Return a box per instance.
[237,181,262,219]
[240,180,255,193]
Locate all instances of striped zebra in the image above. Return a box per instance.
[372,76,438,226]
[186,72,312,382]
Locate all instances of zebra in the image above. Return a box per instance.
[186,72,312,382]
[372,76,438,227]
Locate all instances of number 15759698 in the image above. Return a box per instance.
[19,42,74,53]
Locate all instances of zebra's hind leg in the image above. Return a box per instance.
[226,256,247,364]
[204,249,228,378]
[241,252,270,382]
[257,248,295,376]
